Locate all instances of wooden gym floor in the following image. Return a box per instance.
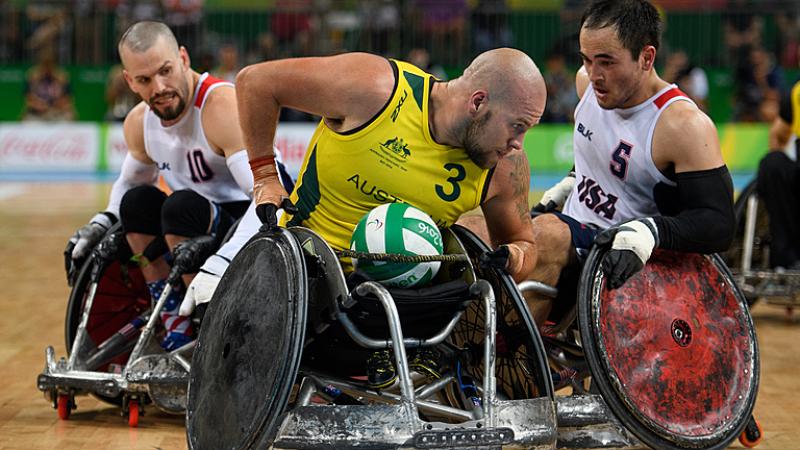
[0,182,797,449]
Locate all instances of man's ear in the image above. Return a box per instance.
[469,90,488,114]
[180,46,191,70]
[641,45,656,71]
[122,69,135,91]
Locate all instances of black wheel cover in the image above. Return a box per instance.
[187,228,307,450]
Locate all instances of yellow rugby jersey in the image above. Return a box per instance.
[280,59,492,251]
[791,80,800,137]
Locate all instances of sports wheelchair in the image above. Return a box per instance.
[724,179,800,313]
[37,222,219,427]
[186,225,759,449]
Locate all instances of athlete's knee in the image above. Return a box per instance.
[120,185,167,235]
[528,213,572,284]
[162,189,213,238]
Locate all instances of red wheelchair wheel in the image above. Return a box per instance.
[57,394,72,420]
[579,248,759,450]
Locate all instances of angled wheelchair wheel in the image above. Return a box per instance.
[187,228,308,450]
[449,225,554,401]
[724,179,770,305]
[579,247,759,450]
[64,223,149,405]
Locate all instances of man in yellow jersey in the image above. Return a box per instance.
[235,48,546,387]
[755,80,800,270]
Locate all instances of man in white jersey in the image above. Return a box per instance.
[522,0,734,320]
[64,21,270,350]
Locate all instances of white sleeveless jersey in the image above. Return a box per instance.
[143,72,250,203]
[563,84,692,228]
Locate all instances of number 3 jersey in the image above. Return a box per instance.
[280,59,491,251]
[142,72,250,203]
[563,84,691,228]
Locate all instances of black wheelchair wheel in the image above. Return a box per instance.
[578,247,759,450]
[449,225,554,401]
[187,228,308,450]
[64,223,150,406]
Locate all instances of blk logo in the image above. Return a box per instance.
[577,123,593,141]
[157,162,171,171]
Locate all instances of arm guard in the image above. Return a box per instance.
[652,165,734,254]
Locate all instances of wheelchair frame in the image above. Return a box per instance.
[37,224,195,426]
[187,226,648,450]
[727,179,800,312]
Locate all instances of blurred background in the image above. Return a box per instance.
[1,0,798,187]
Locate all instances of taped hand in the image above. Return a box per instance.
[179,255,228,317]
[532,173,575,213]
[594,218,658,289]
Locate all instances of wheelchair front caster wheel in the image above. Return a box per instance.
[56,394,73,420]
[128,400,140,428]
[739,416,763,448]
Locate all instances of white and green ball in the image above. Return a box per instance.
[350,203,444,288]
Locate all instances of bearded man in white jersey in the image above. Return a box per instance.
[461,0,735,327]
[63,21,285,350]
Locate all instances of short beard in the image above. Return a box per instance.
[149,78,190,121]
[150,95,187,121]
[463,110,492,168]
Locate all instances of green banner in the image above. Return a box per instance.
[522,123,770,173]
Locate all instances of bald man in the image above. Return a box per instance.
[234,48,545,388]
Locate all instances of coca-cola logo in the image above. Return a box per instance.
[0,132,91,162]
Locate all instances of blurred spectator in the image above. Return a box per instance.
[410,0,468,67]
[555,0,585,67]
[104,64,139,122]
[74,0,102,64]
[406,48,447,80]
[23,45,75,121]
[0,1,22,62]
[26,3,70,63]
[733,46,783,122]
[662,50,709,111]
[246,31,279,65]
[541,49,577,123]
[162,0,204,54]
[723,1,762,67]
[358,0,399,56]
[272,0,317,57]
[776,11,800,68]
[472,0,512,54]
[213,42,241,83]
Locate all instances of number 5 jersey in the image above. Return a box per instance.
[563,84,692,228]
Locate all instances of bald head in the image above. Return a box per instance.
[461,48,545,106]
[118,21,179,62]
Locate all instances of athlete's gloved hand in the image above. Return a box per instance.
[179,254,228,317]
[255,198,298,231]
[250,155,296,231]
[594,218,659,289]
[478,243,524,276]
[64,212,116,284]
[171,235,218,277]
[532,172,575,213]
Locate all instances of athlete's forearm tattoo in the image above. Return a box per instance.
[507,152,530,221]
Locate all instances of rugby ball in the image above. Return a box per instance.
[350,203,443,288]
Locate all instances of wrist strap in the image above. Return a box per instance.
[249,155,275,172]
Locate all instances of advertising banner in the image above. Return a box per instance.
[0,123,98,172]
